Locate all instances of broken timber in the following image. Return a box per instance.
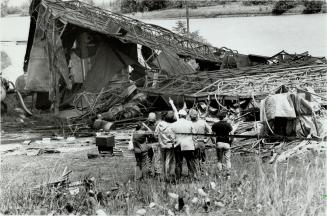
[140,64,327,102]
[31,0,224,63]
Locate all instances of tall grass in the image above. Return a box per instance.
[0,149,326,215]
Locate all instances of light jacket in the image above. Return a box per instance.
[171,118,196,151]
[155,121,175,149]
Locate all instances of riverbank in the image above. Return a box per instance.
[128,2,326,20]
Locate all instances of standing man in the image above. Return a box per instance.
[132,123,150,180]
[189,109,214,169]
[143,112,160,177]
[155,111,176,181]
[211,112,233,179]
[171,109,197,180]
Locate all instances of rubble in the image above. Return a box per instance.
[0,1,326,214]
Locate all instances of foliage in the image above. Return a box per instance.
[172,20,208,44]
[0,151,325,215]
[242,0,269,6]
[272,0,297,15]
[302,0,324,14]
[0,0,30,17]
[121,0,169,13]
[1,0,9,17]
[120,0,137,13]
[1,51,11,70]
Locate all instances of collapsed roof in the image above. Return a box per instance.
[24,0,230,72]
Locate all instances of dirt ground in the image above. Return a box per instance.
[1,115,326,215]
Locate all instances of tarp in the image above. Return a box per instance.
[25,36,50,92]
[152,47,195,76]
[261,93,296,121]
[82,41,137,93]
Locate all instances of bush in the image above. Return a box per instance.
[121,0,170,13]
[303,0,324,14]
[242,0,269,6]
[1,0,9,17]
[272,0,297,15]
[120,0,137,13]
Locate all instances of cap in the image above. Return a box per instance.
[165,111,175,122]
[217,111,227,118]
[148,112,156,122]
[178,109,187,116]
[189,109,198,118]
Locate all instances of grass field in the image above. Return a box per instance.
[0,144,326,215]
[129,2,310,19]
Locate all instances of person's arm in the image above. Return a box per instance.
[169,97,179,120]
[211,124,217,145]
[191,125,197,145]
[228,123,234,144]
[205,121,215,144]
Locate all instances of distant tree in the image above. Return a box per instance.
[272,0,297,15]
[172,20,209,44]
[1,51,11,71]
[1,0,9,17]
[121,0,137,13]
[141,0,169,11]
[303,0,323,14]
[81,0,95,5]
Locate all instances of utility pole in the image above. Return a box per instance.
[186,0,190,37]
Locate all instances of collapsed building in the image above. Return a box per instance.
[22,0,327,139]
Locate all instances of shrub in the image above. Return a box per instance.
[272,0,297,15]
[303,0,324,14]
[243,0,269,6]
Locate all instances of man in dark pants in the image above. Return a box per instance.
[171,109,197,180]
[133,123,150,180]
[143,112,160,176]
[189,108,214,171]
[212,112,233,179]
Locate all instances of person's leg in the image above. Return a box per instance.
[147,147,154,173]
[200,147,206,163]
[141,151,150,178]
[161,148,167,178]
[134,153,142,180]
[184,150,197,178]
[223,149,231,178]
[174,145,183,180]
[166,148,175,179]
[152,145,161,176]
[194,148,201,171]
[216,148,223,171]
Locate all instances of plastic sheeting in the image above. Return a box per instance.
[82,41,137,93]
[152,47,195,76]
[25,38,50,92]
[261,93,296,121]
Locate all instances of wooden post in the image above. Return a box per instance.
[52,20,60,115]
[186,0,190,37]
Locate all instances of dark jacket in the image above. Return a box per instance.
[212,120,233,144]
[133,130,148,154]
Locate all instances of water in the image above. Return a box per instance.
[1,14,326,82]
[144,14,327,57]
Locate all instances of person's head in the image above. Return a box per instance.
[148,112,156,123]
[135,122,142,131]
[217,111,227,121]
[165,111,175,123]
[189,108,198,121]
[178,109,187,119]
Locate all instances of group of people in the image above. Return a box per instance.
[132,98,235,182]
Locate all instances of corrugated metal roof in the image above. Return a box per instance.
[39,0,226,63]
